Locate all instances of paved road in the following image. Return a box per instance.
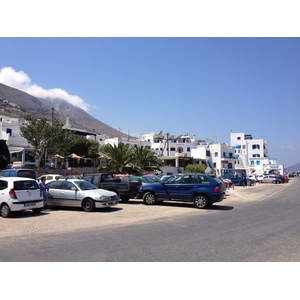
[0,178,299,262]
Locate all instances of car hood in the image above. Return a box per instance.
[84,188,118,197]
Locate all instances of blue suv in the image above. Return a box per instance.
[137,173,226,209]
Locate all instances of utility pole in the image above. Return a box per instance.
[52,107,54,124]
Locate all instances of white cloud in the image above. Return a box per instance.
[0,66,89,112]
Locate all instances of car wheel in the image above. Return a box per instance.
[143,192,156,205]
[193,194,210,209]
[82,198,95,212]
[1,204,12,218]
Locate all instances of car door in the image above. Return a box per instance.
[177,174,201,200]
[56,181,79,207]
[157,175,182,200]
[46,181,62,206]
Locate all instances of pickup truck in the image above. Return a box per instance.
[82,173,134,201]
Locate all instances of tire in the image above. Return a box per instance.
[32,208,42,214]
[82,198,95,212]
[1,204,12,218]
[193,194,210,209]
[143,192,156,205]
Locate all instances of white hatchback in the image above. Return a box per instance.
[0,177,43,218]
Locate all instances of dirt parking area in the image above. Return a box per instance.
[0,181,293,238]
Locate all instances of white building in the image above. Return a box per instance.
[142,132,197,174]
[230,132,284,175]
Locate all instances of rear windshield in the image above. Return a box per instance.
[14,180,39,190]
[18,170,36,179]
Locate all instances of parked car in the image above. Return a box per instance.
[282,174,289,183]
[262,174,281,184]
[142,174,160,182]
[0,177,43,218]
[137,173,226,209]
[37,174,65,183]
[0,168,36,180]
[82,173,134,201]
[46,179,119,211]
[257,175,264,183]
[113,174,142,198]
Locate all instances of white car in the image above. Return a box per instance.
[256,175,265,183]
[0,177,44,218]
[46,179,119,211]
[37,174,65,184]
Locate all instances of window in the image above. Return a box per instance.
[62,181,75,190]
[256,161,261,165]
[237,137,241,140]
[252,144,260,150]
[182,175,199,183]
[198,175,211,184]
[0,180,8,190]
[206,150,211,156]
[215,152,218,157]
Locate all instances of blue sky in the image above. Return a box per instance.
[0,38,299,167]
[0,1,300,168]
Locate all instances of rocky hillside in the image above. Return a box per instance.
[0,82,127,138]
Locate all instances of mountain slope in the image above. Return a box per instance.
[0,82,127,137]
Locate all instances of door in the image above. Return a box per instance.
[55,181,79,207]
[177,174,201,200]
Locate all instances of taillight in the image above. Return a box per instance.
[214,186,221,193]
[9,188,17,199]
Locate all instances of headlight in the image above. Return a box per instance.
[99,195,110,201]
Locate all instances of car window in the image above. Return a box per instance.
[18,170,36,179]
[14,180,39,190]
[92,175,101,185]
[83,175,92,183]
[198,175,211,184]
[47,181,62,189]
[164,175,182,184]
[182,175,199,183]
[62,181,76,190]
[0,180,8,190]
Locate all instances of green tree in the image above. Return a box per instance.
[69,136,100,157]
[132,145,162,173]
[101,142,134,173]
[184,163,206,173]
[20,114,76,167]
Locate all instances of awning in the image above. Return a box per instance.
[8,147,24,154]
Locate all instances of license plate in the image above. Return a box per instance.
[24,202,36,207]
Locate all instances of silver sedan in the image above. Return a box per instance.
[46,179,119,212]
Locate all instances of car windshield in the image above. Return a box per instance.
[75,180,98,190]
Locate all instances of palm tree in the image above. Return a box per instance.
[132,145,162,173]
[101,143,134,173]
